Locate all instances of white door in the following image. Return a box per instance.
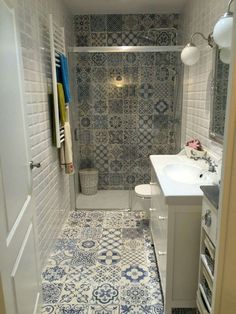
[0,1,40,313]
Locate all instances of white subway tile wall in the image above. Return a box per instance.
[181,0,229,157]
[14,0,73,269]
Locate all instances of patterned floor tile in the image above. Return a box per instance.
[71,250,97,267]
[97,249,121,266]
[120,283,151,305]
[42,283,63,304]
[122,227,143,239]
[61,227,82,239]
[93,265,121,284]
[47,251,74,267]
[122,238,145,251]
[77,239,99,251]
[99,229,122,250]
[42,265,68,283]
[41,210,164,313]
[121,264,149,284]
[65,265,95,283]
[60,281,92,304]
[92,283,119,305]
[121,248,146,265]
[80,227,103,239]
[56,304,88,313]
[89,304,119,314]
[120,304,163,314]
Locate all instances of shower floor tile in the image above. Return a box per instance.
[41,209,164,313]
[76,190,130,210]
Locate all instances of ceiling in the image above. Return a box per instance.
[65,0,187,14]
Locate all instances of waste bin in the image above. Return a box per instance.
[79,168,98,195]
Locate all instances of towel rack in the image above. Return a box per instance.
[49,14,66,148]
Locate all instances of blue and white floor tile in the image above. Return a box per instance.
[41,210,164,314]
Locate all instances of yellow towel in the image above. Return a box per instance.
[57,83,67,125]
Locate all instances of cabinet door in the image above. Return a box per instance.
[150,169,168,295]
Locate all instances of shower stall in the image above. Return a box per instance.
[68,17,184,210]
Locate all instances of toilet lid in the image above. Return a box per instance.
[135,184,151,198]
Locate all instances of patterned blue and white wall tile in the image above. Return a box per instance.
[72,14,183,189]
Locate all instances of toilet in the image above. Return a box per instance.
[133,184,151,212]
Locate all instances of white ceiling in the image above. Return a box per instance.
[65,0,187,14]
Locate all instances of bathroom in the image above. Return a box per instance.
[0,0,236,313]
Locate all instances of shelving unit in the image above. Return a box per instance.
[197,197,218,314]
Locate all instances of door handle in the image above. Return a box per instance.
[158,251,167,256]
[158,216,167,220]
[30,161,41,169]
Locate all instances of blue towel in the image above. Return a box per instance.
[59,53,71,103]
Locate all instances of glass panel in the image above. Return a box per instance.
[70,51,182,210]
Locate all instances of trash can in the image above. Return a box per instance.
[79,168,98,195]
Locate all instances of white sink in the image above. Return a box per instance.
[163,163,203,184]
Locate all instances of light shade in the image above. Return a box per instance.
[181,45,200,66]
[213,14,234,48]
[220,48,231,64]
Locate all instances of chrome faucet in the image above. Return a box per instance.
[202,156,218,173]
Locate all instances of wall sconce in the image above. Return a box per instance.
[213,0,234,48]
[181,32,213,66]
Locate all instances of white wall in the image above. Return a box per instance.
[14,0,73,269]
[181,0,229,157]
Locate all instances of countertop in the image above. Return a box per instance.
[200,185,220,209]
[150,154,217,205]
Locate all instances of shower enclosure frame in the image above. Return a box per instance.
[68,44,184,210]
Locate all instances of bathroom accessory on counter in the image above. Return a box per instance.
[185,139,206,159]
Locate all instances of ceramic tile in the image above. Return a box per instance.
[89,304,120,314]
[60,281,92,304]
[74,15,90,32]
[41,210,164,313]
[107,15,122,32]
[92,283,119,305]
[107,33,122,46]
[73,13,182,188]
[91,33,107,46]
[90,15,107,32]
[76,32,90,46]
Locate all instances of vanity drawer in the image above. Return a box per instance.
[202,198,218,246]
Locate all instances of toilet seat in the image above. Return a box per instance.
[135,184,151,198]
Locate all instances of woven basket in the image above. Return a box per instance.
[79,168,98,195]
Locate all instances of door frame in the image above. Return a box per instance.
[213,1,236,313]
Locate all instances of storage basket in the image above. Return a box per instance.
[79,168,98,195]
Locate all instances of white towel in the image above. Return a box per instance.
[60,121,74,174]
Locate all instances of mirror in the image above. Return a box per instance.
[210,46,230,143]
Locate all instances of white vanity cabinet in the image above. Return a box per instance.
[150,166,202,314]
